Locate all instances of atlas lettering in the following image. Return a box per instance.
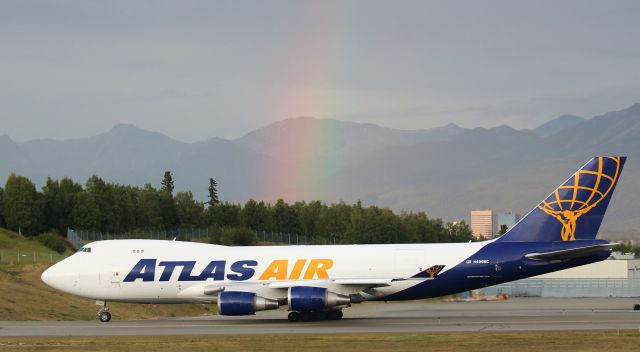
[123,259,333,282]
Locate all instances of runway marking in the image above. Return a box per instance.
[384,319,640,325]
[6,318,639,331]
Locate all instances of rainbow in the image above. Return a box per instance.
[260,117,344,202]
[263,5,347,202]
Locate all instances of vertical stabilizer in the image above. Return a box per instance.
[496,156,626,242]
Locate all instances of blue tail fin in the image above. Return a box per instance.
[497,156,626,242]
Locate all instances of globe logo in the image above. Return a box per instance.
[537,156,622,241]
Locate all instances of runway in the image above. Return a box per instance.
[1,298,639,337]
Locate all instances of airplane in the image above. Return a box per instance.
[42,156,626,323]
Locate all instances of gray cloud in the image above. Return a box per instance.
[1,0,639,142]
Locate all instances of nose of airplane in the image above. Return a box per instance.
[41,261,75,293]
[41,264,56,287]
[41,262,61,288]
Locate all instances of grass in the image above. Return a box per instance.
[0,228,74,256]
[1,331,640,351]
[0,228,215,321]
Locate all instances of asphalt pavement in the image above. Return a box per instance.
[2,297,639,337]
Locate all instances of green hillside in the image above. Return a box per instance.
[0,229,215,320]
[0,228,74,255]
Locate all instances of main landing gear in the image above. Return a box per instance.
[287,309,343,322]
[97,300,112,322]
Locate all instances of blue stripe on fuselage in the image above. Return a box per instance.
[385,240,610,300]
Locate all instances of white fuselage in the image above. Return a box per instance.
[42,239,488,303]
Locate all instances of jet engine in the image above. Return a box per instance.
[287,286,351,311]
[217,291,279,316]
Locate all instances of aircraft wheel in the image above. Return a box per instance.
[99,311,112,323]
[634,304,640,311]
[329,310,343,320]
[288,311,300,322]
[313,311,327,320]
[300,311,312,322]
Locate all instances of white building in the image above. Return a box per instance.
[471,210,496,239]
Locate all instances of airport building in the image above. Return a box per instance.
[471,210,496,239]
[471,210,522,239]
[481,254,640,297]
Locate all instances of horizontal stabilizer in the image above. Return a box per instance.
[524,243,616,261]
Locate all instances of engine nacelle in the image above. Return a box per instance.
[288,286,351,312]
[217,291,279,316]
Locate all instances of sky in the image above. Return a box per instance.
[1,0,639,142]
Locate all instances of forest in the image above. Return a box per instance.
[0,172,473,245]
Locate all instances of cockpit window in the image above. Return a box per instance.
[78,247,91,253]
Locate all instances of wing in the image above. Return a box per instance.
[176,264,447,302]
[268,278,394,289]
[524,243,615,261]
[177,277,427,302]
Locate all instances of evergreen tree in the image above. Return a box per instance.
[71,191,101,231]
[316,202,351,243]
[399,212,428,243]
[272,199,300,233]
[157,171,177,229]
[210,202,241,227]
[41,177,60,232]
[294,200,322,236]
[0,187,5,228]
[346,206,404,244]
[110,184,138,232]
[58,178,83,231]
[4,173,40,235]
[207,178,219,206]
[159,191,178,229]
[137,183,164,229]
[175,191,205,228]
[241,199,262,229]
[161,171,175,195]
[0,171,476,244]
[497,224,509,237]
[86,175,125,232]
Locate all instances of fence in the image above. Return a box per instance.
[67,228,212,248]
[480,278,640,298]
[255,230,336,246]
[0,249,67,265]
[67,228,335,249]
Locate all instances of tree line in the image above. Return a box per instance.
[0,172,473,244]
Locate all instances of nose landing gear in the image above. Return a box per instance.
[99,310,112,322]
[97,300,111,322]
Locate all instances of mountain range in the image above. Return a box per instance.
[1,103,639,236]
